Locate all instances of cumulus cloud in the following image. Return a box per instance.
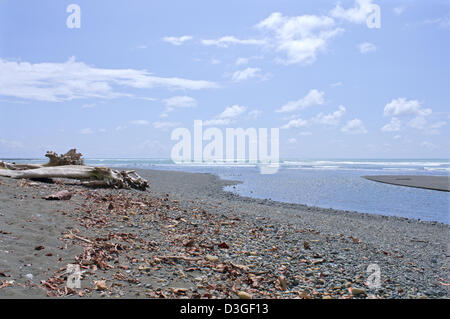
[281,118,308,129]
[330,0,377,24]
[152,121,181,130]
[231,67,262,82]
[358,42,376,54]
[163,96,197,108]
[381,117,401,132]
[0,57,218,102]
[163,36,193,45]
[382,98,445,133]
[235,57,249,66]
[383,98,430,117]
[80,128,94,135]
[201,36,266,48]
[130,120,149,126]
[341,119,368,134]
[313,105,346,125]
[256,12,343,65]
[276,89,325,113]
[248,110,262,119]
[424,14,450,29]
[160,96,197,117]
[393,6,406,16]
[204,105,247,126]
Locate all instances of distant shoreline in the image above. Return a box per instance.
[363,175,450,192]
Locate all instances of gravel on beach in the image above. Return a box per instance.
[0,169,448,299]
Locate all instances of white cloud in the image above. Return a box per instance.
[231,67,262,82]
[0,57,218,102]
[424,14,450,29]
[218,105,246,118]
[381,97,446,133]
[163,36,193,46]
[381,117,401,132]
[358,42,376,54]
[248,110,262,119]
[383,98,430,117]
[203,118,234,126]
[130,120,149,126]
[393,6,406,16]
[330,0,376,24]
[115,125,127,131]
[313,105,346,125]
[281,118,308,129]
[341,119,368,134]
[152,121,181,130]
[82,103,96,109]
[299,131,312,136]
[331,81,343,87]
[256,12,343,65]
[276,89,325,113]
[80,128,94,135]
[201,36,266,48]
[235,57,249,66]
[204,105,247,126]
[163,96,197,108]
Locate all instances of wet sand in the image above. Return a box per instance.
[363,175,450,192]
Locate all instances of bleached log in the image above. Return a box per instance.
[0,166,148,191]
[0,161,43,170]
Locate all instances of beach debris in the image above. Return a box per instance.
[0,164,149,191]
[25,274,34,280]
[218,242,230,249]
[0,280,14,289]
[0,149,149,191]
[93,280,107,291]
[276,275,288,291]
[45,149,84,166]
[34,245,45,250]
[42,190,73,201]
[303,241,311,250]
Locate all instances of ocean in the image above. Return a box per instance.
[5,158,449,224]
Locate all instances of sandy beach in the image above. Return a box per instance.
[0,169,448,299]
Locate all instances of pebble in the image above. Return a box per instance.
[205,255,219,262]
[351,287,366,296]
[237,291,252,299]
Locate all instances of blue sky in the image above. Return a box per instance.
[0,0,449,159]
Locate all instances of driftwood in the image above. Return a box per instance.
[45,149,84,166]
[0,150,149,191]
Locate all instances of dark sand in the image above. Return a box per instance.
[0,169,448,299]
[363,175,450,192]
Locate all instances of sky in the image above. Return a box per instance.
[0,0,449,159]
